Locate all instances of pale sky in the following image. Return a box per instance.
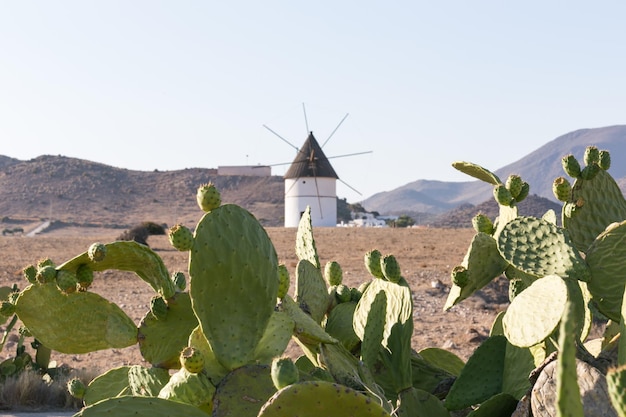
[1,2,625,202]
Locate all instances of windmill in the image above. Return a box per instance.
[263,105,371,227]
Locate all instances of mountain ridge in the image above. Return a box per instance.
[363,125,626,215]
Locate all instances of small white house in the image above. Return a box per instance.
[217,165,271,176]
[349,212,388,227]
[284,132,338,227]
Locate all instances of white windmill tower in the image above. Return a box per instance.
[263,105,371,228]
[283,131,339,227]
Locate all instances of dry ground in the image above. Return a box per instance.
[0,225,510,375]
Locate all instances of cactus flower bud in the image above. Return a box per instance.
[552,177,572,202]
[196,182,221,212]
[67,377,86,399]
[37,258,55,269]
[150,295,168,320]
[364,249,384,279]
[451,265,469,287]
[471,213,494,235]
[76,264,94,291]
[56,270,78,294]
[350,287,362,302]
[324,261,343,286]
[36,265,57,284]
[381,254,401,283]
[598,150,611,171]
[334,284,352,303]
[493,184,514,206]
[167,224,194,251]
[505,174,523,199]
[277,264,290,299]
[583,145,600,166]
[271,357,299,390]
[515,181,530,202]
[180,346,204,374]
[88,243,106,262]
[23,265,37,284]
[561,154,581,178]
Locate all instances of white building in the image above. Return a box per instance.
[217,165,271,176]
[284,132,338,227]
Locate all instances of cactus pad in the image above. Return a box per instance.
[295,206,320,268]
[76,395,211,417]
[212,364,276,417]
[497,216,590,281]
[607,365,626,417]
[189,204,279,370]
[258,381,392,417]
[15,283,137,354]
[452,161,502,185]
[585,220,626,322]
[158,367,215,408]
[138,292,198,369]
[295,259,329,323]
[563,168,626,252]
[83,366,133,406]
[502,275,568,348]
[59,241,175,299]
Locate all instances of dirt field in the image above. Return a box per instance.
[0,226,510,375]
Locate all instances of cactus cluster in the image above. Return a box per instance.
[6,150,626,416]
[445,145,626,416]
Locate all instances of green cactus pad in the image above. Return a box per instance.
[586,220,626,322]
[138,292,198,369]
[380,254,401,283]
[59,240,175,299]
[76,395,211,417]
[324,301,360,353]
[127,365,170,397]
[502,275,568,348]
[258,381,392,417]
[364,249,385,279]
[606,365,626,417]
[563,168,626,252]
[15,283,137,354]
[252,310,294,365]
[271,357,299,390]
[444,232,509,310]
[83,366,132,406]
[418,348,465,377]
[556,300,584,417]
[490,313,536,400]
[319,342,368,391]
[562,153,582,178]
[358,289,386,370]
[212,364,276,417]
[497,216,591,281]
[452,161,502,185]
[471,213,494,235]
[277,264,290,299]
[396,387,451,417]
[158,367,215,408]
[353,277,413,352]
[189,204,279,370]
[295,259,329,323]
[445,335,507,410]
[280,295,337,346]
[295,206,320,269]
[465,392,519,417]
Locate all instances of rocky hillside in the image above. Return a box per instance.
[0,155,285,228]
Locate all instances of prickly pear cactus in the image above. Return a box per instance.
[295,206,320,268]
[15,283,137,354]
[167,224,194,251]
[189,204,279,370]
[196,181,221,212]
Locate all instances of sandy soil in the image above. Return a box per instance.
[0,226,509,375]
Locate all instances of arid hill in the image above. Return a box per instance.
[0,155,284,228]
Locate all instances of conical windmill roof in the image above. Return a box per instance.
[284,132,339,179]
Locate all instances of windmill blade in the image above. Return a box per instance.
[313,175,324,219]
[302,103,310,134]
[263,125,299,151]
[321,113,349,148]
[338,178,363,196]
[326,150,372,160]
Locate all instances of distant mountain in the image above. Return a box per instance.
[0,155,285,227]
[363,125,626,215]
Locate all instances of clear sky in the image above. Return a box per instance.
[1,2,625,202]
